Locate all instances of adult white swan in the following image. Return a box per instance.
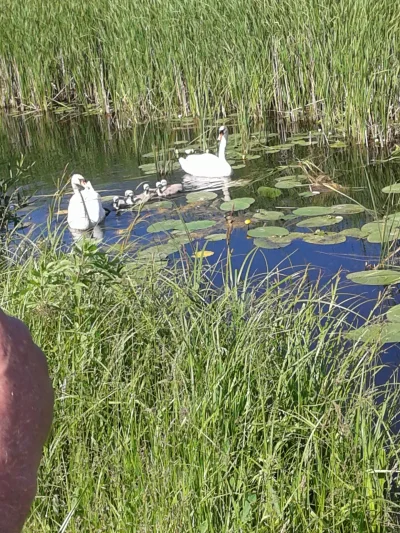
[179,126,232,178]
[67,174,106,231]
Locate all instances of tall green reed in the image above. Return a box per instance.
[1,0,400,139]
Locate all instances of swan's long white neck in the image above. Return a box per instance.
[218,136,227,160]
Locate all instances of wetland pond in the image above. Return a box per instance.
[2,114,400,366]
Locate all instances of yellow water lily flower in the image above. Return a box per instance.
[245,219,251,225]
[193,250,214,259]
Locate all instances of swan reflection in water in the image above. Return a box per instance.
[182,174,232,201]
[69,223,105,243]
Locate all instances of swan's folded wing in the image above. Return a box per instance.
[179,153,219,176]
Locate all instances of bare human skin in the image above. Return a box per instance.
[0,310,53,532]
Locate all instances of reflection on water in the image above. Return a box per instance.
[182,174,232,201]
[69,223,105,243]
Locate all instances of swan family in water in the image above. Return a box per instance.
[67,126,232,234]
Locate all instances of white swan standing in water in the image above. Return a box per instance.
[179,126,232,178]
[67,174,106,231]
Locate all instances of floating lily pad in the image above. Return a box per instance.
[248,227,289,238]
[386,212,400,223]
[346,323,400,344]
[147,219,182,233]
[293,206,334,217]
[264,148,281,154]
[361,221,387,234]
[231,164,246,170]
[243,154,261,160]
[193,250,214,258]
[296,215,343,228]
[367,228,400,243]
[185,220,216,231]
[303,232,346,245]
[282,214,297,221]
[387,304,400,323]
[239,197,256,205]
[382,183,400,194]
[347,270,400,285]
[139,163,157,172]
[253,210,284,221]
[168,234,191,245]
[330,141,347,148]
[186,191,218,203]
[220,198,253,211]
[275,175,300,182]
[275,144,294,151]
[136,243,179,259]
[205,233,226,241]
[275,181,303,189]
[257,187,282,199]
[299,191,317,198]
[340,228,369,239]
[331,204,365,215]
[254,238,290,249]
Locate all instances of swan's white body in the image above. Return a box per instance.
[67,174,105,231]
[179,127,232,178]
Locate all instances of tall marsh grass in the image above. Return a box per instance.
[0,235,399,531]
[2,0,400,138]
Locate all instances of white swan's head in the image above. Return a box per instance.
[124,190,134,198]
[143,183,150,192]
[71,174,87,191]
[160,179,168,187]
[155,181,162,189]
[218,126,228,142]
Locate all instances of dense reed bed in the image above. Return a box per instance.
[1,0,400,138]
[0,233,398,531]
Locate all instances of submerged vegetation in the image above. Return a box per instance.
[2,0,400,138]
[0,235,397,531]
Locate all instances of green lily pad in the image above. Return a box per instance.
[282,214,297,221]
[254,238,290,249]
[330,141,347,148]
[299,191,316,198]
[347,270,400,285]
[296,215,343,228]
[387,304,400,323]
[253,210,284,221]
[231,164,246,170]
[275,144,294,151]
[346,322,400,344]
[248,226,289,238]
[205,233,227,241]
[386,212,400,223]
[185,220,216,231]
[136,243,179,259]
[168,234,191,245]
[220,198,253,211]
[340,228,368,239]
[239,197,256,205]
[331,204,365,215]
[275,175,300,182]
[243,154,261,160]
[367,228,400,243]
[139,163,157,172]
[265,148,281,154]
[382,183,400,194]
[303,232,346,245]
[361,221,387,234]
[275,181,303,189]
[293,206,334,217]
[257,187,282,199]
[147,219,183,233]
[186,191,218,203]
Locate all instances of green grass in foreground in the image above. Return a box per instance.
[1,238,399,531]
[1,0,400,137]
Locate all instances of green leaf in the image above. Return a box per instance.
[303,232,346,245]
[253,210,284,221]
[387,304,400,323]
[382,183,400,194]
[185,220,216,231]
[293,206,334,217]
[248,227,289,238]
[340,228,368,239]
[296,215,343,228]
[346,322,400,344]
[186,191,218,203]
[147,219,183,233]
[347,270,400,285]
[367,228,400,243]
[257,187,282,199]
[331,204,365,215]
[275,181,304,189]
[220,198,252,211]
[205,233,226,241]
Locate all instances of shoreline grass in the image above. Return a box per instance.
[1,0,400,139]
[0,233,399,531]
